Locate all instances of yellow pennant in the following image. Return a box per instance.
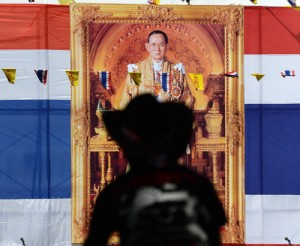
[189,73,204,90]
[148,0,160,5]
[250,0,257,4]
[2,68,16,84]
[129,72,142,86]
[58,0,74,5]
[251,73,265,81]
[66,70,79,86]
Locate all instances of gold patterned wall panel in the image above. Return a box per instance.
[70,3,244,244]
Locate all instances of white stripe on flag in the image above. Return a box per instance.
[0,199,71,246]
[245,54,300,104]
[2,51,300,103]
[0,50,70,100]
[2,196,300,245]
[246,195,300,244]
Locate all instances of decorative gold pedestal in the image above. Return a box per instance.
[90,128,119,196]
[195,137,225,191]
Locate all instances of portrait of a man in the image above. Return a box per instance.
[120,29,194,108]
[70,4,244,244]
[88,22,226,215]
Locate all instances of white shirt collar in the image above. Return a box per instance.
[152,59,163,71]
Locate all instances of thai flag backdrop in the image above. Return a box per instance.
[0,1,300,246]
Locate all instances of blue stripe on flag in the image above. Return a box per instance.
[2,101,300,198]
[245,104,300,195]
[0,100,70,199]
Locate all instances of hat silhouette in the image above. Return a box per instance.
[102,94,194,160]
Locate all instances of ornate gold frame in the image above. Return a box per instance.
[70,3,244,244]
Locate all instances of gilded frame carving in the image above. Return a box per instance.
[70,3,244,244]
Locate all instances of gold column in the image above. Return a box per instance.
[106,153,113,184]
[99,151,106,191]
[211,151,219,184]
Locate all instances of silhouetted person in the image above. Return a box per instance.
[84,93,226,246]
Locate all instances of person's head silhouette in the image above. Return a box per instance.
[102,93,194,170]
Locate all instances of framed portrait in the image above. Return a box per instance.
[70,3,244,244]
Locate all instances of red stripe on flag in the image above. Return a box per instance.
[0,4,69,50]
[245,6,300,54]
[0,5,299,54]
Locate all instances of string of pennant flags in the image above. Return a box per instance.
[223,70,296,81]
[142,0,299,7]
[146,0,299,8]
[0,68,296,88]
[1,68,79,86]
